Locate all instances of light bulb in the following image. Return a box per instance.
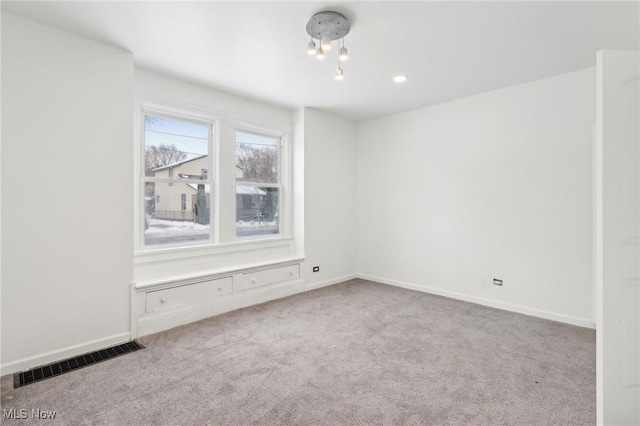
[335,67,344,81]
[307,41,316,55]
[316,46,325,60]
[339,46,349,61]
[393,75,408,83]
[321,37,332,50]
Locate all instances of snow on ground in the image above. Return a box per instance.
[145,218,278,237]
[236,220,278,229]
[145,218,209,236]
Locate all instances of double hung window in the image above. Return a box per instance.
[137,106,288,251]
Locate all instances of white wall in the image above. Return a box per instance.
[135,68,292,131]
[304,108,358,288]
[1,13,134,373]
[292,109,305,258]
[357,68,595,327]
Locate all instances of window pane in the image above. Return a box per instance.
[236,186,279,237]
[145,181,211,246]
[235,131,278,184]
[144,114,209,177]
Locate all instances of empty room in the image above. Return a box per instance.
[1,1,639,425]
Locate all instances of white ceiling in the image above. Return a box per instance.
[2,1,638,121]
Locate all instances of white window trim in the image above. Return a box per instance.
[133,100,293,262]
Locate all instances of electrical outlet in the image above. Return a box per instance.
[493,278,503,286]
[313,266,320,272]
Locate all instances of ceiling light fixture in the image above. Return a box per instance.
[339,48,349,61]
[393,75,408,83]
[307,39,316,55]
[339,38,349,61]
[321,36,332,51]
[306,11,351,80]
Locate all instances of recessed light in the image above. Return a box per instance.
[393,75,407,83]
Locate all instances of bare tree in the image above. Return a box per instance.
[145,144,187,176]
[235,144,279,222]
[235,144,277,183]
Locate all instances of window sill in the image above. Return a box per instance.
[135,235,293,262]
[134,236,300,285]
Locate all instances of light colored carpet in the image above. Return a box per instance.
[1,279,595,425]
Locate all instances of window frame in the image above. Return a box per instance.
[134,101,292,256]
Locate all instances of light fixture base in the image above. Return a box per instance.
[306,11,350,41]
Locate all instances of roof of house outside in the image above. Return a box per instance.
[186,184,266,196]
[152,156,244,176]
[152,154,206,172]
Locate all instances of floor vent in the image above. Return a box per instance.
[13,341,144,388]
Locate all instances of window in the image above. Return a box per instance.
[142,113,213,246]
[235,130,280,237]
[137,105,289,251]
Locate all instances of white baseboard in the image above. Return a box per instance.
[305,273,358,291]
[358,273,596,329]
[0,332,131,376]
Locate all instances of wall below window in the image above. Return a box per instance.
[356,67,596,327]
[1,13,134,374]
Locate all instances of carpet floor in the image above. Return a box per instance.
[1,279,595,425]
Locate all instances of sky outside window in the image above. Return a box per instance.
[144,115,209,161]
